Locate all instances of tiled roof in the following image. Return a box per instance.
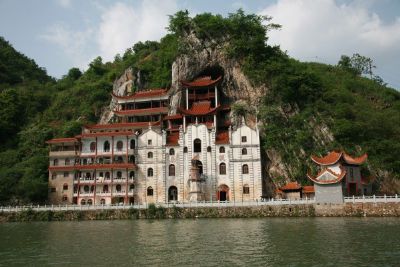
[215,130,229,144]
[181,76,222,88]
[77,131,133,138]
[46,138,78,144]
[166,133,179,146]
[163,114,183,120]
[280,182,302,191]
[307,167,347,185]
[343,153,368,165]
[311,151,342,165]
[179,101,219,116]
[114,107,168,116]
[85,121,160,130]
[111,89,168,100]
[302,185,315,193]
[49,163,136,171]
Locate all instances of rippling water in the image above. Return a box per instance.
[0,218,399,266]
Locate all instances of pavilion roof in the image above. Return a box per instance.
[215,130,230,144]
[114,107,168,116]
[311,151,367,166]
[279,182,302,191]
[111,89,168,100]
[179,101,220,116]
[307,167,347,185]
[181,76,222,88]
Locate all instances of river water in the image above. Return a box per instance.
[0,218,399,266]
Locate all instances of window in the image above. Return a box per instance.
[83,158,88,165]
[116,141,123,151]
[219,146,225,153]
[84,185,89,193]
[103,141,110,152]
[184,147,188,153]
[169,148,175,155]
[242,164,249,174]
[87,199,93,205]
[64,172,69,178]
[147,186,154,196]
[243,185,250,194]
[148,139,152,146]
[65,158,70,166]
[100,199,106,205]
[51,173,57,180]
[242,148,247,155]
[129,171,135,179]
[85,172,91,179]
[50,187,56,193]
[207,146,212,152]
[129,155,135,163]
[99,172,104,178]
[80,199,86,205]
[103,185,109,193]
[169,164,175,176]
[62,195,68,202]
[130,139,136,149]
[90,142,96,152]
[63,184,68,190]
[148,152,153,158]
[116,184,121,192]
[116,156,123,163]
[105,172,110,179]
[242,136,247,143]
[193,139,201,153]
[53,159,58,166]
[129,184,135,191]
[219,163,226,175]
[117,171,122,179]
[147,168,153,177]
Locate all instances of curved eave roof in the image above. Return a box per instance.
[343,153,368,165]
[307,168,347,185]
[111,89,168,100]
[181,76,222,88]
[76,131,133,138]
[311,151,342,165]
[179,105,220,116]
[85,121,160,130]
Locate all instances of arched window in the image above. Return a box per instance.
[129,171,135,179]
[116,184,121,192]
[99,172,104,178]
[62,195,68,202]
[65,158,70,166]
[242,148,247,155]
[90,142,96,152]
[147,168,153,177]
[169,164,175,176]
[193,139,201,153]
[105,172,110,179]
[169,148,175,155]
[87,199,93,205]
[129,184,135,191]
[63,183,68,190]
[219,163,226,175]
[116,156,123,163]
[85,172,91,178]
[130,139,136,149]
[168,186,178,201]
[129,155,135,163]
[83,158,88,165]
[243,184,250,194]
[183,147,188,153]
[148,152,153,158]
[117,171,122,178]
[80,199,86,205]
[116,141,123,151]
[51,173,56,180]
[100,199,106,205]
[53,159,58,166]
[207,146,212,152]
[242,164,249,174]
[103,141,110,152]
[219,146,225,153]
[103,185,109,193]
[84,185,89,193]
[147,186,153,196]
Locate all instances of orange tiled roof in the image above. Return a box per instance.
[307,167,347,185]
[343,153,368,165]
[311,151,342,165]
[302,185,315,193]
[49,163,137,171]
[179,101,220,116]
[215,130,230,144]
[85,121,160,130]
[181,76,222,88]
[166,133,179,146]
[280,182,302,191]
[111,89,168,100]
[77,131,133,138]
[114,107,168,116]
[46,138,78,144]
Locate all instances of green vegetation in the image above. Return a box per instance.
[0,10,399,204]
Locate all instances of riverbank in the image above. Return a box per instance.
[1,203,399,222]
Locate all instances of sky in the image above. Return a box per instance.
[0,0,399,89]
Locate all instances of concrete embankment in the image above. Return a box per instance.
[0,203,399,222]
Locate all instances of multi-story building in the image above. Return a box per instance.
[47,76,263,205]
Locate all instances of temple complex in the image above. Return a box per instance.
[47,76,262,205]
[307,151,369,203]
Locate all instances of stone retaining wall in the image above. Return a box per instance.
[1,203,399,222]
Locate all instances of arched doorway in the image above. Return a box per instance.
[129,197,135,204]
[193,160,203,174]
[217,184,229,201]
[168,186,178,202]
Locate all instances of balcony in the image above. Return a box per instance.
[49,150,76,157]
[113,191,126,196]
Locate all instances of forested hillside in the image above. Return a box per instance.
[0,10,399,204]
